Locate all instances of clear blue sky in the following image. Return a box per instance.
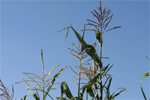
[1,0,149,100]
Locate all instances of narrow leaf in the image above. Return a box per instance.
[140,72,150,81]
[21,95,27,100]
[43,66,67,99]
[56,27,69,33]
[69,66,78,74]
[60,81,73,99]
[140,72,150,100]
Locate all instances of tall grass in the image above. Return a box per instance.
[140,56,150,100]
[15,48,67,100]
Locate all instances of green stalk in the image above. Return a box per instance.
[93,32,97,99]
[100,27,103,100]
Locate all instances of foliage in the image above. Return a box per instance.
[3,0,141,100]
[56,24,127,99]
[140,56,150,100]
[15,49,67,100]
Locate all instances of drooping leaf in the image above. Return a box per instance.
[85,44,102,66]
[140,72,150,81]
[69,66,78,75]
[110,88,128,99]
[56,27,70,41]
[70,26,87,51]
[57,25,102,67]
[140,72,150,100]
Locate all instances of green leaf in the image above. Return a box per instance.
[80,72,103,98]
[70,26,87,51]
[81,73,101,89]
[65,27,69,41]
[43,66,67,99]
[107,77,112,92]
[87,86,94,97]
[21,95,27,100]
[85,45,102,66]
[103,75,112,87]
[140,72,150,81]
[58,25,102,67]
[56,27,70,41]
[104,64,113,75]
[69,66,78,74]
[140,83,147,100]
[60,81,73,99]
[110,88,128,99]
[140,72,150,100]
[33,93,40,100]
[56,97,67,100]
[96,28,103,46]
[56,27,69,33]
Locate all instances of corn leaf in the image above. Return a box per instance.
[56,27,70,41]
[110,88,127,99]
[59,81,73,99]
[140,72,150,100]
[86,86,94,98]
[43,66,67,99]
[80,72,103,98]
[57,25,102,66]
[96,28,103,46]
[21,95,27,100]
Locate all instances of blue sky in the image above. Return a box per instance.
[1,0,149,100]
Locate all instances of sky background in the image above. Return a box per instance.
[1,0,149,100]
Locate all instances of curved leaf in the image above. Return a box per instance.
[43,66,68,99]
[60,81,73,99]
[140,72,150,100]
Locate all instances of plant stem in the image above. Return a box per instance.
[78,24,86,97]
[41,49,45,99]
[100,27,103,100]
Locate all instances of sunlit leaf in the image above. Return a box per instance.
[140,72,150,100]
[43,66,67,99]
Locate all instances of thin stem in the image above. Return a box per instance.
[93,32,97,74]
[100,27,103,100]
[41,49,45,99]
[78,24,86,97]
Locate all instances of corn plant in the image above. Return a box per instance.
[0,79,14,100]
[56,0,127,100]
[140,56,150,100]
[15,48,67,100]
